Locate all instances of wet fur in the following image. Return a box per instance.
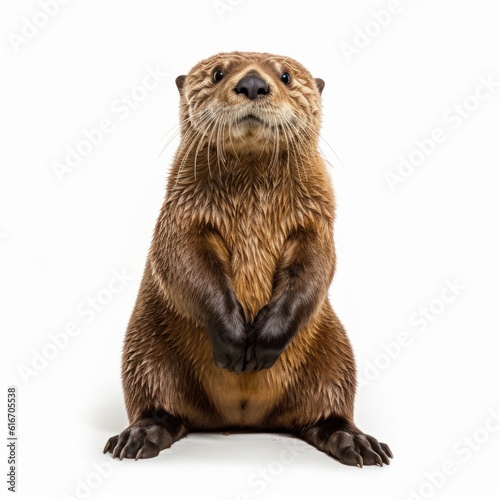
[104,52,392,466]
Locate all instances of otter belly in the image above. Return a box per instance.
[200,366,283,428]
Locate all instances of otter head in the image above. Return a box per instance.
[175,52,324,157]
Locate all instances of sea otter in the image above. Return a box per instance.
[103,51,392,467]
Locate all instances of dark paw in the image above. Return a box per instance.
[213,349,246,373]
[326,430,393,467]
[103,421,173,460]
[243,303,294,372]
[211,331,248,373]
[244,342,282,371]
[208,304,248,373]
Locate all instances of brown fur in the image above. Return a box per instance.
[104,52,392,466]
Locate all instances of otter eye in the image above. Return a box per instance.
[280,72,291,85]
[213,69,224,83]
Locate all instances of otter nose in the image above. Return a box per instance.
[235,75,269,100]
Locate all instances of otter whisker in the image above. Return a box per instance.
[158,108,213,161]
[289,114,344,170]
[176,111,217,184]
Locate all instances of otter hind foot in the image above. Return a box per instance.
[298,417,393,467]
[103,410,188,460]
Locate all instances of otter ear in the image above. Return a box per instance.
[175,75,187,95]
[315,78,325,95]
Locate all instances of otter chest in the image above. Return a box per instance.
[214,176,303,321]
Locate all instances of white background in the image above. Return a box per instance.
[1,0,499,499]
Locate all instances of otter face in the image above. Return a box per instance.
[175,52,324,154]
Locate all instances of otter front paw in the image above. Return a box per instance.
[211,334,247,373]
[244,303,296,371]
[244,338,284,371]
[207,302,249,373]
